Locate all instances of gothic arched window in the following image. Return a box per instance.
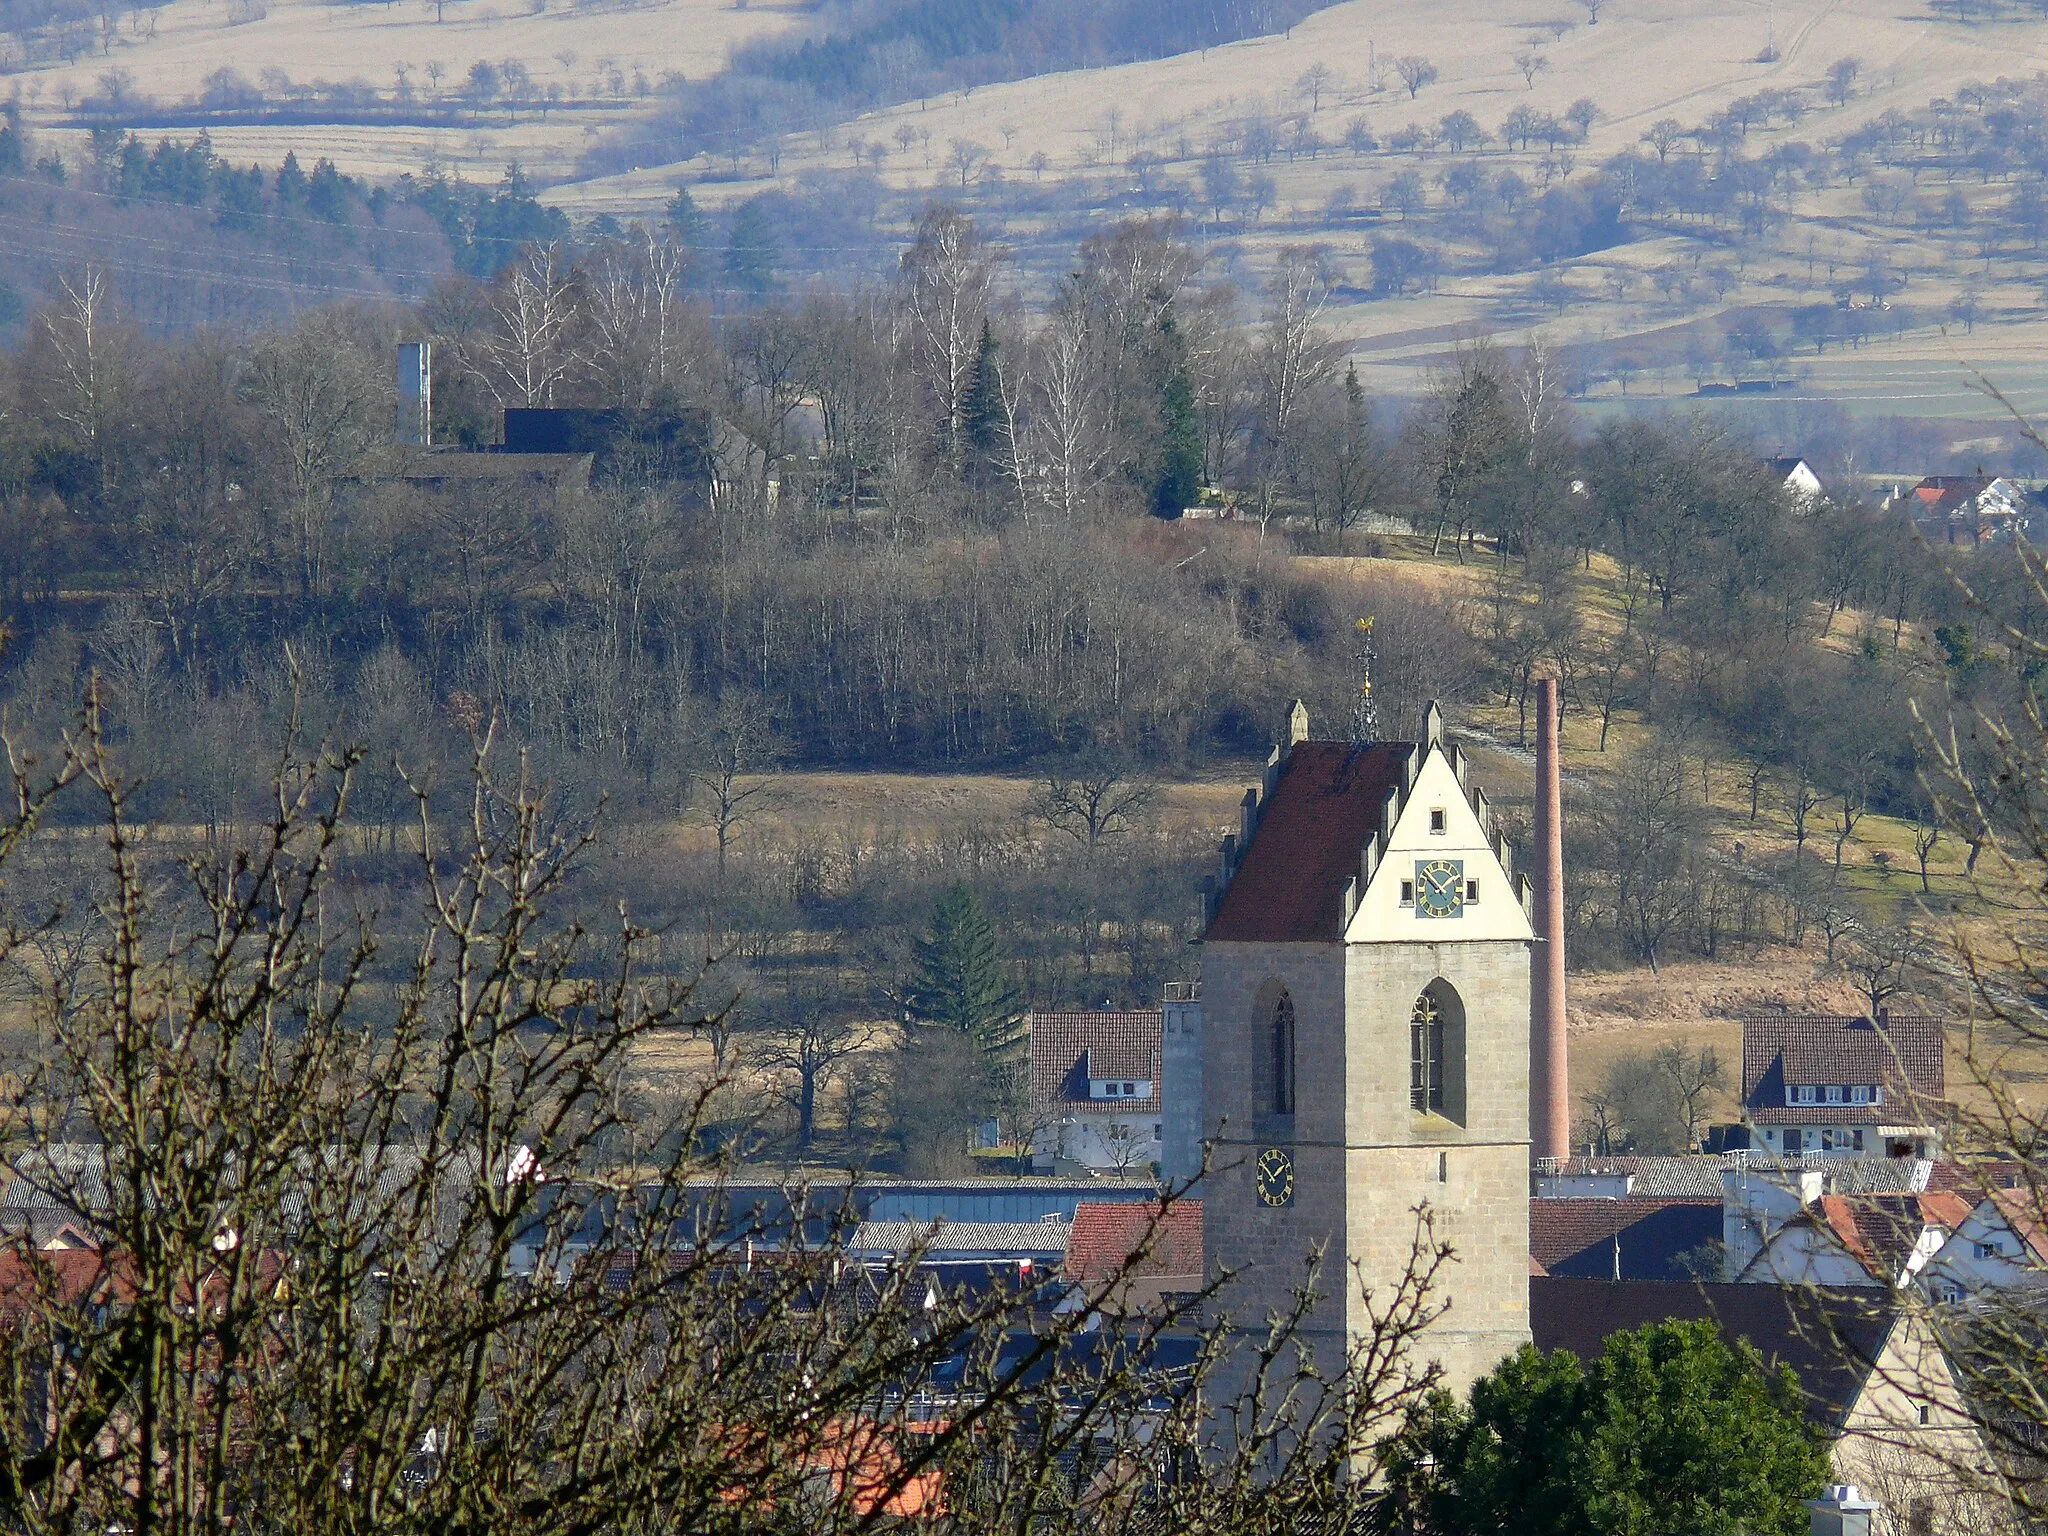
[1272,993,1296,1116]
[1410,989,1446,1114]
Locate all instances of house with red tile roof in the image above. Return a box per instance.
[1918,1184,2048,1301]
[1063,1199,1201,1312]
[1740,1013,1946,1161]
[1028,1010,1163,1175]
[1732,1190,1973,1292]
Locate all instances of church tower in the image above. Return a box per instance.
[1184,702,1533,1394]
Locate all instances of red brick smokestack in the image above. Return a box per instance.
[1532,676,1569,1163]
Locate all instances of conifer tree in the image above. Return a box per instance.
[959,317,1004,481]
[907,883,1021,1050]
[1154,312,1204,516]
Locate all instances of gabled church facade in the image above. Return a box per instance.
[1171,703,1534,1393]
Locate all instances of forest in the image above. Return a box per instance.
[0,205,2029,1163]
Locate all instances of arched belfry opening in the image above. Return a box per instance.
[1410,981,1467,1123]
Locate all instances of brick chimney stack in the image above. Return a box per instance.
[1532,676,1569,1163]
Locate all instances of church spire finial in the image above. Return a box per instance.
[1349,616,1379,744]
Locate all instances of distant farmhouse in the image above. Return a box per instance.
[1765,455,1825,503]
[1028,1009,1164,1175]
[1888,475,2034,545]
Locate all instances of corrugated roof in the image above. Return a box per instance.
[1028,1011,1163,1113]
[1530,1198,1721,1280]
[1546,1154,1932,1198]
[1205,741,1409,944]
[851,1220,1074,1258]
[1742,1014,1945,1125]
[1531,1277,1895,1430]
[1065,1200,1202,1284]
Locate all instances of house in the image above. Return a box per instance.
[1767,455,1826,503]
[1919,1185,2048,1301]
[1532,1277,2007,1535]
[1063,1199,1202,1312]
[1530,1196,1722,1280]
[1897,475,2032,545]
[1029,1010,1164,1174]
[1730,1189,1972,1291]
[1741,1013,1946,1161]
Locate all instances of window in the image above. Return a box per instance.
[1411,991,1445,1114]
[1825,1085,1844,1104]
[1918,1404,1933,1426]
[1400,880,1415,904]
[1796,1085,1819,1104]
[1465,878,1480,903]
[1978,1241,1998,1261]
[1122,1081,1136,1096]
[1784,1128,1803,1154]
[1852,1129,1865,1152]
[1851,1084,1871,1104]
[1429,808,1446,834]
[1271,994,1296,1117]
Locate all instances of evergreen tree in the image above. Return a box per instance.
[960,319,1004,481]
[1153,314,1203,516]
[907,883,1021,1050]
[1386,1320,1830,1536]
[725,195,780,297]
[665,184,704,246]
[274,150,308,207]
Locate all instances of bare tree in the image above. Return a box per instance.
[1395,55,1439,99]
[1030,285,1109,518]
[1652,1043,1726,1150]
[899,206,1001,464]
[1027,755,1160,852]
[681,692,782,880]
[246,314,384,600]
[477,242,575,408]
[33,265,127,495]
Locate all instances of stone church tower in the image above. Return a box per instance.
[1167,703,1533,1395]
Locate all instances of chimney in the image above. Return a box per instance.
[1532,676,1570,1164]
[397,341,432,446]
[1805,1486,1879,1536]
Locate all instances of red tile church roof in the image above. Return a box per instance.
[1205,741,1410,944]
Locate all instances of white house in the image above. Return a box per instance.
[1028,1009,1163,1175]
[1740,1014,1946,1162]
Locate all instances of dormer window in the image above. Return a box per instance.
[1788,1085,1819,1105]
[1851,1085,1872,1104]
[1825,1085,1844,1104]
[1429,808,1447,834]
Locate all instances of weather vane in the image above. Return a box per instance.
[1350,616,1378,744]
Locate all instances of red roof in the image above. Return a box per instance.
[1064,1200,1202,1284]
[1205,741,1410,944]
[1028,1011,1162,1112]
[1806,1192,1972,1281]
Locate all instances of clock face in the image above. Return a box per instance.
[1414,857,1465,920]
[1255,1146,1295,1208]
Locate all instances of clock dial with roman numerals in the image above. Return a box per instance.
[1415,858,1465,919]
[1255,1147,1295,1207]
